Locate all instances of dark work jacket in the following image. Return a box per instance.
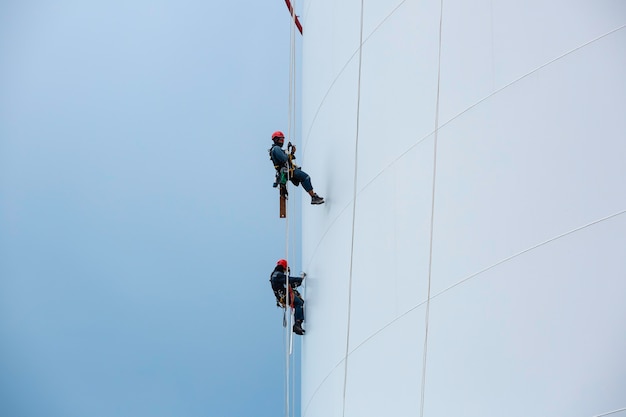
[270,266,303,295]
[269,145,294,170]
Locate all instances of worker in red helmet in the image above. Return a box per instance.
[269,131,324,205]
[270,259,307,335]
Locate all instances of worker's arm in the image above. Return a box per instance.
[288,275,304,287]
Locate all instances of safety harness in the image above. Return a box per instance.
[273,285,300,309]
[269,269,304,309]
[269,143,298,190]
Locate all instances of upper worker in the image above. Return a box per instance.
[269,130,324,205]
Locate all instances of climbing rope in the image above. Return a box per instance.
[282,1,301,417]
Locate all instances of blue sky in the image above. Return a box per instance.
[1,1,303,416]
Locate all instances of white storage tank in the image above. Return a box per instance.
[299,1,626,416]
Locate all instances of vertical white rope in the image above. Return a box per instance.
[290,352,294,417]
[284,9,293,416]
[284,152,291,417]
[284,245,291,417]
[420,1,444,416]
[289,0,299,299]
[284,1,299,416]
[342,2,365,417]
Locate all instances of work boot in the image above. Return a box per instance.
[311,194,324,205]
[293,320,305,335]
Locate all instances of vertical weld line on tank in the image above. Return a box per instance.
[342,1,366,417]
[421,1,445,416]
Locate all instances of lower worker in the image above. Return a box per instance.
[270,259,306,335]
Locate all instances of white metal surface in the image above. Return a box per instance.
[300,1,626,416]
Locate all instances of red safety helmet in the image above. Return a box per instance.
[272,131,285,140]
[276,259,288,269]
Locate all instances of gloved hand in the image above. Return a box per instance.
[300,272,307,279]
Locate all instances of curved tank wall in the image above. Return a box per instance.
[299,1,626,416]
